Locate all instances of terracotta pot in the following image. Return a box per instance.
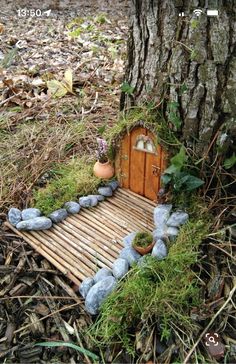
[133,241,155,255]
[93,160,115,179]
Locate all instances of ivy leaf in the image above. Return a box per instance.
[224,153,236,169]
[179,174,204,191]
[170,146,187,168]
[161,174,172,185]
[121,82,134,95]
[164,164,180,175]
[97,124,106,135]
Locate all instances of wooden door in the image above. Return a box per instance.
[116,127,166,201]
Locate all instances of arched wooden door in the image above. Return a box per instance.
[115,127,167,201]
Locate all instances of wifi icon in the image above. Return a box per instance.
[193,9,203,17]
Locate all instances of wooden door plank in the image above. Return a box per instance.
[129,127,146,195]
[144,131,162,200]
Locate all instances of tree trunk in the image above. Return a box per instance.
[121,0,236,156]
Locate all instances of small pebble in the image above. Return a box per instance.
[85,276,117,315]
[16,217,52,231]
[97,186,113,197]
[119,246,141,265]
[22,208,41,221]
[79,196,92,208]
[87,195,99,207]
[112,258,129,279]
[49,209,68,223]
[8,207,22,226]
[153,204,172,227]
[167,211,189,227]
[64,201,81,214]
[79,277,94,299]
[167,226,179,241]
[152,239,167,260]
[94,267,113,283]
[107,180,119,191]
[122,232,137,247]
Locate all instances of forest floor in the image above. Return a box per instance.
[0,2,236,364]
[0,2,131,363]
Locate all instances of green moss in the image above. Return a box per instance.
[132,231,153,248]
[88,215,211,355]
[33,156,100,215]
[105,106,180,156]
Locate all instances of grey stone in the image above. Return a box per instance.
[152,239,167,260]
[49,209,68,223]
[119,246,141,265]
[16,217,52,231]
[8,208,22,226]
[87,195,99,207]
[22,208,41,221]
[79,277,94,299]
[153,225,168,241]
[167,211,189,227]
[167,226,179,241]
[85,276,117,315]
[97,186,113,197]
[79,196,92,208]
[112,258,129,279]
[94,267,113,283]
[64,201,81,214]
[95,194,105,202]
[153,204,172,227]
[123,232,137,247]
[107,180,119,191]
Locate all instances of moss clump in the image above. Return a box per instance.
[33,156,100,215]
[132,231,153,248]
[88,216,211,355]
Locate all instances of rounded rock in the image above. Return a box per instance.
[152,239,167,260]
[49,209,68,223]
[79,277,94,299]
[166,211,189,227]
[8,207,22,226]
[64,201,81,214]
[107,180,119,191]
[79,196,92,208]
[87,195,99,207]
[16,217,52,231]
[97,186,113,197]
[122,232,137,247]
[112,258,129,279]
[94,267,113,283]
[22,208,41,221]
[153,204,172,227]
[119,246,141,265]
[85,276,117,315]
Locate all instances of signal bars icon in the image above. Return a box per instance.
[193,9,203,17]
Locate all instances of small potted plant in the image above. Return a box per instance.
[93,138,115,179]
[132,231,155,255]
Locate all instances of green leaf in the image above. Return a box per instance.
[161,174,172,185]
[121,82,134,95]
[164,164,180,175]
[224,153,236,169]
[35,341,99,361]
[97,124,106,135]
[178,174,204,191]
[170,146,187,168]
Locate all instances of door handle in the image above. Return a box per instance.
[152,165,160,176]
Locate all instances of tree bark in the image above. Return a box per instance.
[121,0,236,156]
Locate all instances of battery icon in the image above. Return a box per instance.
[207,9,219,16]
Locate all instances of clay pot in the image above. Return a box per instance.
[133,241,155,255]
[93,160,115,179]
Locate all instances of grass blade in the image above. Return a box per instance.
[35,341,99,361]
